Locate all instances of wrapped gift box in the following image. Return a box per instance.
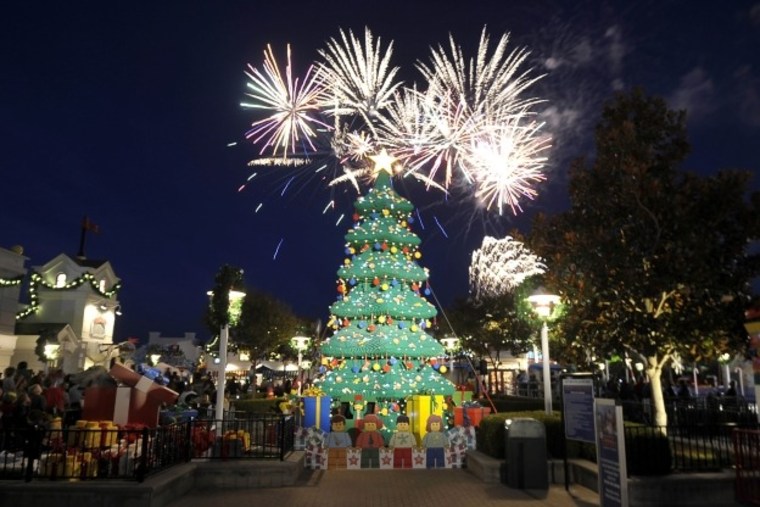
[303,427,327,470]
[379,447,394,469]
[406,394,445,441]
[346,447,362,470]
[302,395,331,430]
[412,447,427,469]
[83,364,178,427]
[453,389,474,405]
[453,406,491,427]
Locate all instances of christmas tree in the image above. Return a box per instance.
[317,152,455,437]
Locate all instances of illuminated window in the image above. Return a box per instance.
[99,279,106,292]
[55,273,67,287]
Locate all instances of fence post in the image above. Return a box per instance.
[185,420,194,462]
[279,415,285,461]
[136,427,149,482]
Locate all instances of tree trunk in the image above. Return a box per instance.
[646,356,668,430]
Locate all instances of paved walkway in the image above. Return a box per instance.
[165,469,600,507]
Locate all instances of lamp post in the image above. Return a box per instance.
[440,336,460,383]
[207,288,246,431]
[527,287,560,415]
[291,336,311,395]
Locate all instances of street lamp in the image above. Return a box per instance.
[291,335,311,395]
[527,287,560,415]
[440,336,460,382]
[207,288,246,430]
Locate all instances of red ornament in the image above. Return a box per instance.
[405,361,414,369]
[402,246,409,254]
[386,317,393,325]
[373,277,380,286]
[342,318,350,327]
[382,364,391,373]
[353,213,360,221]
[337,285,346,294]
[381,242,388,251]
[367,324,376,332]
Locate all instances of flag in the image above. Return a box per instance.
[82,216,100,234]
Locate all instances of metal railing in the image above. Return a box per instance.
[0,414,295,483]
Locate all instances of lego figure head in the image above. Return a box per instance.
[331,414,346,433]
[358,414,383,432]
[426,414,443,433]
[396,415,411,432]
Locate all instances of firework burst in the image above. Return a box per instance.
[241,44,331,158]
[240,26,551,216]
[469,235,546,301]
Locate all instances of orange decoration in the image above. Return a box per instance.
[373,277,380,286]
[382,364,391,373]
[337,285,346,294]
[381,242,388,251]
[342,319,349,327]
[367,324,376,332]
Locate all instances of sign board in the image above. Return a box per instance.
[595,398,628,507]
[562,377,595,443]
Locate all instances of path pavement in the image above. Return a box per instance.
[165,469,600,507]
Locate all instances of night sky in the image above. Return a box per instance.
[2,1,759,343]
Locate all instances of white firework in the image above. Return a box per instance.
[241,27,550,216]
[469,236,546,301]
[317,27,403,132]
[465,112,551,215]
[241,44,330,158]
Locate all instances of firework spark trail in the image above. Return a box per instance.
[415,209,425,230]
[255,203,263,213]
[273,238,284,260]
[322,200,335,214]
[280,176,295,197]
[433,216,449,238]
[335,213,345,226]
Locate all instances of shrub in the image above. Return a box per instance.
[232,397,286,414]
[624,425,672,476]
[476,410,596,460]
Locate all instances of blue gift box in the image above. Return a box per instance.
[303,396,331,430]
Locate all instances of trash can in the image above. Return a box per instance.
[504,417,548,489]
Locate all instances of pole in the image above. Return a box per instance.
[297,349,303,396]
[215,324,229,435]
[541,321,552,415]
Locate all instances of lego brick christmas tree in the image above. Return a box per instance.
[317,151,455,435]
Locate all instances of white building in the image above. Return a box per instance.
[0,245,122,374]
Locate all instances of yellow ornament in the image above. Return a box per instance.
[414,251,422,259]
[439,365,448,374]
[381,283,389,291]
[378,315,387,323]
[372,363,381,371]
[410,325,418,332]
[380,407,389,416]
[349,247,356,254]
[382,209,390,216]
[401,220,407,227]
[344,258,351,265]
[390,246,398,254]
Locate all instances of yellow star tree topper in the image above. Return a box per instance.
[369,148,397,178]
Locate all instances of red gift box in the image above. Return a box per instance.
[453,406,491,427]
[82,364,178,427]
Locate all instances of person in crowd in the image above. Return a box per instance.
[43,375,66,416]
[2,367,16,394]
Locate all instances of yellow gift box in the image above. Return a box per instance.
[406,394,445,441]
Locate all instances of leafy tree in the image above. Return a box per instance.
[445,287,538,364]
[529,88,760,427]
[205,264,245,339]
[232,289,304,390]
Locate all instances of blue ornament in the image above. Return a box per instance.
[358,321,366,329]
[351,366,360,374]
[344,247,351,255]
[424,288,431,295]
[349,277,357,286]
[398,322,405,329]
[408,216,415,223]
[391,278,398,287]
[374,242,382,250]
[389,357,398,365]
